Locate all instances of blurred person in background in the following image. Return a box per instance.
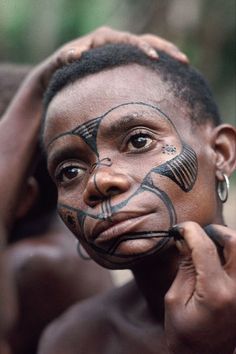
[0,63,113,354]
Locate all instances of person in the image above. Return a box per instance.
[0,63,113,354]
[0,27,187,354]
[38,42,236,354]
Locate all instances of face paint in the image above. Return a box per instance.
[52,102,198,268]
[151,143,198,192]
[89,157,112,174]
[101,197,113,221]
[47,101,178,152]
[162,144,177,155]
[48,116,102,156]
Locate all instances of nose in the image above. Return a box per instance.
[83,167,131,207]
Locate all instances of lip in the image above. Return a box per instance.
[89,212,153,245]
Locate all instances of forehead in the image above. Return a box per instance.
[44,64,190,146]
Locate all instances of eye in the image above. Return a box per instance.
[126,131,154,152]
[55,162,86,185]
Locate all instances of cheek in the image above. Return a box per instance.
[57,204,82,239]
[164,173,218,225]
[57,182,87,211]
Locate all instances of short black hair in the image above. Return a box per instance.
[44,43,221,126]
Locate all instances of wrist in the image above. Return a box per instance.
[1,64,46,125]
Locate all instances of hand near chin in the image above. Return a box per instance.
[165,222,236,354]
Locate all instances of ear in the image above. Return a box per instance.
[15,177,39,219]
[212,124,236,181]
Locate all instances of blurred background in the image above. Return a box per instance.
[0,0,235,125]
[0,0,235,228]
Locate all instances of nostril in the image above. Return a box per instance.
[106,187,121,196]
[87,194,103,208]
[89,195,102,202]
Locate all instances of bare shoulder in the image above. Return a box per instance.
[5,236,113,354]
[5,235,112,300]
[38,280,140,354]
[5,237,78,291]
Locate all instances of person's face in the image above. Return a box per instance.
[44,64,218,269]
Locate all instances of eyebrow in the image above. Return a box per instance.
[47,145,86,169]
[46,101,172,148]
[101,113,154,139]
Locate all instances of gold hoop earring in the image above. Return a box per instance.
[217,173,229,203]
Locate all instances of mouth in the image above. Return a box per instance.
[90,213,148,240]
[88,212,169,253]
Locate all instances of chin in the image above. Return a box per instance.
[86,235,173,270]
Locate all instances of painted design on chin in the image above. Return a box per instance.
[58,181,177,263]
[107,230,170,256]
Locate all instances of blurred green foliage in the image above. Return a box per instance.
[0,0,235,125]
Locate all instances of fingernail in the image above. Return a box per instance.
[178,53,189,63]
[168,225,184,241]
[67,48,76,63]
[175,239,185,252]
[148,48,158,59]
[68,48,75,55]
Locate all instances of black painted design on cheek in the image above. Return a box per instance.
[107,230,170,255]
[154,144,198,192]
[58,204,79,236]
[141,176,177,227]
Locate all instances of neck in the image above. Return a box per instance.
[131,242,179,322]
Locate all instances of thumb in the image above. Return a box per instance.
[166,233,196,307]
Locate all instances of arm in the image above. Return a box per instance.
[0,222,17,338]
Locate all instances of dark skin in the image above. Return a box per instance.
[0,66,112,354]
[0,27,188,354]
[0,224,16,354]
[5,214,113,354]
[39,63,236,354]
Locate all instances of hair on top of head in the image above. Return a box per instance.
[44,44,221,127]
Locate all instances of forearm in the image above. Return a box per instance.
[0,70,44,229]
[0,222,17,336]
